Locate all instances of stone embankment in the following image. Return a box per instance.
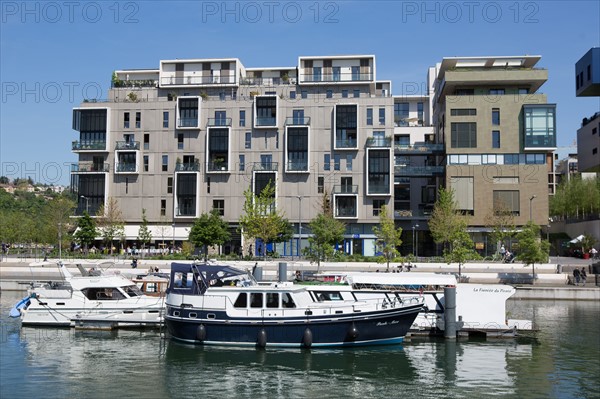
[1,258,598,300]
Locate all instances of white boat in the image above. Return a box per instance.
[308,271,533,335]
[9,262,165,328]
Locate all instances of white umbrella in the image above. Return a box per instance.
[569,235,585,244]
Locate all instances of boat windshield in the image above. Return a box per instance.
[122,285,144,297]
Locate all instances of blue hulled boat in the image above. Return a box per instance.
[164,263,424,348]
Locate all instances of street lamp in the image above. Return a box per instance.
[297,196,302,259]
[412,224,419,257]
[172,223,176,255]
[58,222,62,260]
[529,195,536,221]
[80,195,89,214]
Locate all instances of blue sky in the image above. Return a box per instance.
[1,0,599,185]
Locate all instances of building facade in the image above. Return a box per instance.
[71,54,556,257]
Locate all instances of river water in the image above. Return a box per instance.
[1,291,598,399]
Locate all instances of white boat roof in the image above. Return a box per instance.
[322,272,458,286]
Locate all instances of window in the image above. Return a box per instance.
[450,109,477,116]
[326,90,333,99]
[124,112,130,128]
[234,293,247,308]
[245,132,252,149]
[167,177,173,194]
[492,108,500,125]
[351,66,360,80]
[143,133,149,150]
[162,155,168,172]
[346,155,353,171]
[451,177,474,213]
[450,122,477,148]
[334,154,341,171]
[160,199,166,216]
[239,110,246,127]
[353,89,360,98]
[239,154,245,171]
[394,103,409,126]
[523,105,556,148]
[373,199,385,216]
[178,133,184,150]
[135,112,141,128]
[219,92,225,101]
[292,109,305,125]
[207,177,210,193]
[313,67,322,82]
[290,91,296,99]
[493,190,520,215]
[489,89,505,95]
[492,131,501,148]
[324,154,330,171]
[318,176,324,194]
[366,108,373,125]
[518,88,529,95]
[301,90,307,99]
[417,102,424,124]
[163,111,169,128]
[455,89,474,96]
[250,293,263,308]
[587,65,591,81]
[143,155,149,172]
[379,108,385,125]
[213,199,224,216]
[332,66,341,81]
[266,293,279,308]
[342,90,348,98]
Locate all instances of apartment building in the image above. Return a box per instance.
[431,56,556,252]
[71,54,556,257]
[575,48,600,174]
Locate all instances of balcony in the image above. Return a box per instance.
[175,162,200,172]
[299,72,373,83]
[284,117,311,126]
[178,118,199,128]
[394,209,432,219]
[394,165,444,176]
[286,161,308,172]
[115,163,138,173]
[115,141,140,150]
[72,140,107,151]
[207,161,229,172]
[160,75,236,86]
[241,77,296,86]
[335,139,358,149]
[366,137,392,147]
[207,117,232,127]
[255,117,277,127]
[252,162,278,171]
[112,79,157,88]
[71,162,109,173]
[333,185,358,194]
[394,143,444,154]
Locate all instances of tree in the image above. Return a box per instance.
[429,187,463,253]
[515,221,550,284]
[73,211,96,254]
[189,210,231,262]
[43,195,76,257]
[444,217,479,278]
[95,197,124,255]
[238,182,290,259]
[484,200,516,255]
[138,209,152,258]
[550,176,600,220]
[304,192,346,272]
[0,176,9,184]
[373,205,403,271]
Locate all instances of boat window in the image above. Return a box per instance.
[315,291,343,301]
[173,272,194,289]
[122,285,143,297]
[234,293,247,308]
[250,293,263,308]
[282,293,296,308]
[266,293,279,308]
[82,287,126,300]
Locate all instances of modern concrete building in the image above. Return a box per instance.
[575,48,600,174]
[71,54,556,257]
[431,56,556,251]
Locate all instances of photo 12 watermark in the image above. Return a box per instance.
[200,1,340,24]
[1,1,140,24]
[1,81,103,104]
[400,1,540,24]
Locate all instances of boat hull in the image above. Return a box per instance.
[165,304,422,347]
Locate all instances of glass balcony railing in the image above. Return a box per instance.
[71,162,110,173]
[252,162,278,171]
[394,143,444,153]
[286,161,309,172]
[256,117,277,126]
[207,161,229,172]
[161,75,236,86]
[115,141,140,150]
[524,135,556,148]
[335,139,358,149]
[366,137,392,147]
[284,117,311,125]
[207,118,232,127]
[394,209,432,219]
[72,140,106,151]
[335,207,357,218]
[178,118,199,128]
[299,72,373,82]
[333,185,358,194]
[115,163,138,173]
[175,162,200,172]
[394,165,444,176]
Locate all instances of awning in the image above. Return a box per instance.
[569,234,585,244]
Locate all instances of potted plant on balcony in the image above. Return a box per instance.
[213,157,226,170]
[200,91,209,101]
[281,73,290,84]
[127,92,138,102]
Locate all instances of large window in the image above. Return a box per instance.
[394,103,409,126]
[492,131,501,148]
[493,190,520,215]
[366,108,373,125]
[523,105,556,148]
[451,122,477,148]
[451,177,474,213]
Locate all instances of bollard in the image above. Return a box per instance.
[278,262,288,282]
[444,286,457,340]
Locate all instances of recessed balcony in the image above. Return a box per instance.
[333,185,358,194]
[175,162,200,172]
[394,143,444,154]
[252,162,278,171]
[394,165,444,176]
[115,141,140,150]
[366,137,392,147]
[115,163,138,173]
[207,117,232,127]
[284,117,311,126]
[72,140,107,152]
[71,162,109,173]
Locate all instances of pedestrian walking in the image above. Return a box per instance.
[581,267,587,286]
[573,268,581,286]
